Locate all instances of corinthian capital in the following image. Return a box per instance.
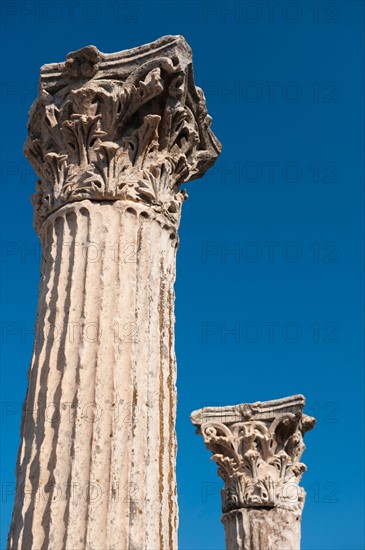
[24,35,221,232]
[191,395,315,514]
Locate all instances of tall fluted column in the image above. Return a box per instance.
[191,395,315,550]
[8,36,221,550]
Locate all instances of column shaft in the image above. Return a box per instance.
[9,200,178,550]
[222,508,301,550]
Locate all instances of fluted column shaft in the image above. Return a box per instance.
[222,508,302,550]
[9,200,178,550]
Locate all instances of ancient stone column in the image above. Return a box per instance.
[8,36,221,550]
[191,395,315,550]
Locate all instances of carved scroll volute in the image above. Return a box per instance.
[24,36,221,233]
[191,396,315,513]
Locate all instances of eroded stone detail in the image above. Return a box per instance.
[191,395,315,514]
[24,37,221,232]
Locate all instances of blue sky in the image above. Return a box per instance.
[0,1,364,549]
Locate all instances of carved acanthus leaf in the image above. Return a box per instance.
[25,36,221,232]
[192,395,315,513]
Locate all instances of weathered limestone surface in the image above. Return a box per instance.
[191,395,315,550]
[222,507,301,550]
[8,36,221,550]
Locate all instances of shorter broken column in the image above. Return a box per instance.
[191,395,315,550]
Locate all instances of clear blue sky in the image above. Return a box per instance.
[0,1,364,549]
